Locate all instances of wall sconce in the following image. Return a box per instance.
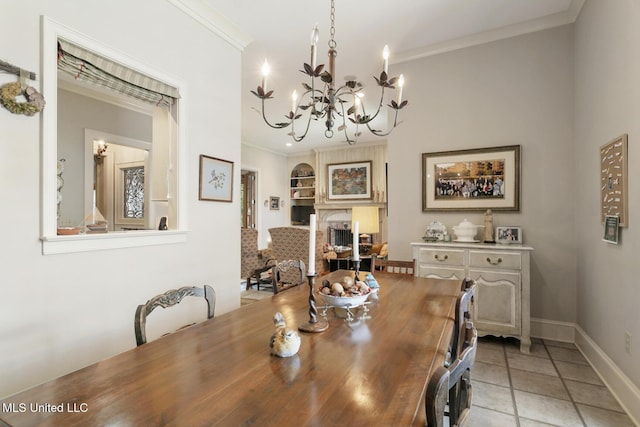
[94,139,108,161]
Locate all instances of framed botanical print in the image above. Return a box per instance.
[199,155,234,202]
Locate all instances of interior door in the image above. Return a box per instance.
[241,170,256,228]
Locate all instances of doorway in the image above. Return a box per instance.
[241,170,256,228]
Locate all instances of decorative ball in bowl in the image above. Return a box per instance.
[317,276,372,308]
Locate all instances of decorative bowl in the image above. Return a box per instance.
[452,219,484,242]
[57,226,82,235]
[319,292,370,308]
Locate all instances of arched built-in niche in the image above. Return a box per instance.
[290,162,315,225]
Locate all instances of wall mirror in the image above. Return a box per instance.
[41,17,187,254]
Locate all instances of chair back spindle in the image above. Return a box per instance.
[271,260,306,294]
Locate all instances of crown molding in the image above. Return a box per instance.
[242,141,288,157]
[393,0,585,64]
[165,0,252,51]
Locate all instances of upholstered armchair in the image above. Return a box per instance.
[268,227,325,276]
[241,228,274,285]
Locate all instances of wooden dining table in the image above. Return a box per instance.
[0,270,460,427]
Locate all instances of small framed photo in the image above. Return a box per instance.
[603,215,619,244]
[269,196,280,210]
[496,226,522,244]
[199,155,234,202]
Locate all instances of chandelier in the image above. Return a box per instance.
[251,0,408,144]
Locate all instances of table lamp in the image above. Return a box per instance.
[351,206,379,247]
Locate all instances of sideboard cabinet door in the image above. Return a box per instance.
[469,270,521,336]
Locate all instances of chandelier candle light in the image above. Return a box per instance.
[251,0,408,144]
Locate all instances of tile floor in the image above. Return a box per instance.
[468,337,636,426]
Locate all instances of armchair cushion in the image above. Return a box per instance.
[241,228,271,279]
[268,227,325,274]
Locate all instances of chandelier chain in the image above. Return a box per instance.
[329,0,336,49]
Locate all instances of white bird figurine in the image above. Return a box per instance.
[270,312,301,358]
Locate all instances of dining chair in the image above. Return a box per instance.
[450,283,476,361]
[134,285,216,346]
[425,320,478,427]
[271,260,306,294]
[373,257,416,275]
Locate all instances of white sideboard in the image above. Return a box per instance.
[411,242,533,353]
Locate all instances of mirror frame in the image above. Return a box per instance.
[41,16,187,254]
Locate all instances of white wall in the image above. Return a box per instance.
[0,0,242,397]
[387,26,577,325]
[241,143,289,248]
[57,89,153,226]
[574,0,640,388]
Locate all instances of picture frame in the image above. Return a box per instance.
[269,196,280,210]
[600,134,628,227]
[198,155,234,202]
[422,145,520,211]
[327,161,372,201]
[602,215,619,244]
[496,226,522,244]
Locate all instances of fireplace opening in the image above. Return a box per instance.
[327,223,353,247]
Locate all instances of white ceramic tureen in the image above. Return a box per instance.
[452,219,484,242]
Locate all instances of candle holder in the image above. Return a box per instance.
[352,259,361,282]
[298,274,329,333]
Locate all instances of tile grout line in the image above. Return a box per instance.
[502,339,521,427]
[542,340,588,427]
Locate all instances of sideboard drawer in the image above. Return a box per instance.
[418,248,465,266]
[469,250,521,270]
[417,265,465,281]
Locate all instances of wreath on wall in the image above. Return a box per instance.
[0,81,46,116]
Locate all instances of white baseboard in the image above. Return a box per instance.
[530,318,639,426]
[575,326,640,426]
[531,317,576,342]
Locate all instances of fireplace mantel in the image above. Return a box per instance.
[314,202,387,244]
[314,202,386,211]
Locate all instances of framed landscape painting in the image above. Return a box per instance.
[199,155,234,202]
[422,145,520,212]
[327,161,372,201]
